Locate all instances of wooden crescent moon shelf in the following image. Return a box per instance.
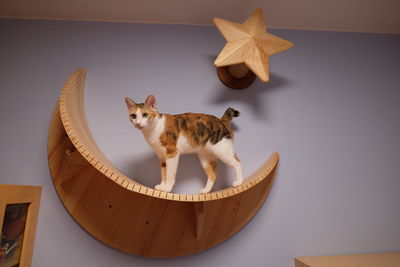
[47,69,279,258]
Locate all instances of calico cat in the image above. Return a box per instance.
[125,95,243,194]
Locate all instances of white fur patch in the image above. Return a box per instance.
[142,115,166,158]
[177,134,198,154]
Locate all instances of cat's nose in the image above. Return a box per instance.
[135,123,142,128]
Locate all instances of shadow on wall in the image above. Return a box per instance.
[206,53,292,120]
[211,72,291,119]
[119,152,232,194]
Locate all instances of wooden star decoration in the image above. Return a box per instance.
[214,8,293,83]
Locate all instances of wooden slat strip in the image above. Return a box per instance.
[127,183,134,191]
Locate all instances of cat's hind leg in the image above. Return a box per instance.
[208,138,243,187]
[198,151,217,194]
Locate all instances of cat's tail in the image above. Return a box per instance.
[222,107,240,123]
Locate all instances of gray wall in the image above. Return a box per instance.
[0,19,399,266]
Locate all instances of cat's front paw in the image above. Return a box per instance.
[200,188,211,194]
[162,185,173,193]
[155,184,173,193]
[232,179,243,187]
[155,184,165,191]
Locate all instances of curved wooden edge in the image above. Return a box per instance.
[57,68,279,202]
[48,69,280,257]
[48,104,279,257]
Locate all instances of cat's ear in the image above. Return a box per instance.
[125,97,136,109]
[144,95,157,109]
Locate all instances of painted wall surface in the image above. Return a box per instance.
[0,19,399,266]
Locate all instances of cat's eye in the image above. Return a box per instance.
[130,114,136,119]
[143,113,148,118]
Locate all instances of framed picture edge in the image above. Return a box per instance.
[0,184,42,267]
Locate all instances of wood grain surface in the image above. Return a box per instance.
[295,252,400,267]
[214,8,293,86]
[47,69,279,257]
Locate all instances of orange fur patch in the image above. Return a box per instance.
[172,113,233,146]
[234,153,240,162]
[160,161,166,183]
[204,160,217,181]
[128,104,159,119]
[159,115,179,158]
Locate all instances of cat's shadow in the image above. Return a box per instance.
[119,152,233,195]
[205,54,292,119]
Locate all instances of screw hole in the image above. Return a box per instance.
[108,205,112,208]
[146,221,149,225]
